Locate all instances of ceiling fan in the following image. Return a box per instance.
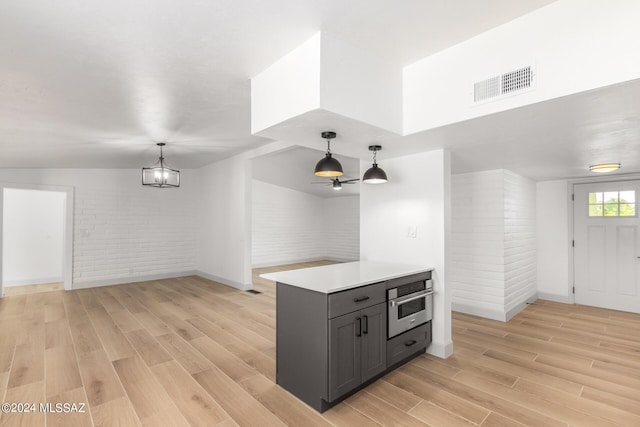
[310,177,360,191]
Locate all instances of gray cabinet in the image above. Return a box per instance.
[360,303,387,382]
[328,302,386,402]
[387,322,430,367]
[328,311,360,400]
[276,276,429,413]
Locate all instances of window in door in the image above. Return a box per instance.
[588,191,636,217]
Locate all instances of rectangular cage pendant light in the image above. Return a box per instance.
[142,143,180,188]
[142,166,180,187]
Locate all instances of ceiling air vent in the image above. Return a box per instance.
[473,65,535,104]
[474,76,500,102]
[502,66,532,94]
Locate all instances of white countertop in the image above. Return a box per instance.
[260,261,433,293]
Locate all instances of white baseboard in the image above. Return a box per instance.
[325,256,357,263]
[72,270,198,289]
[536,292,571,304]
[69,270,252,292]
[3,276,63,287]
[251,257,355,269]
[194,270,252,291]
[427,340,454,359]
[505,291,538,321]
[454,291,538,323]
[452,302,507,321]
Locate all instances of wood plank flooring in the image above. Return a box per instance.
[0,261,638,426]
[2,282,63,297]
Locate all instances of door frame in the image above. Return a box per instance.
[569,173,640,306]
[0,182,74,296]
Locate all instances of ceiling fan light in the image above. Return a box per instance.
[332,179,342,190]
[314,153,344,177]
[363,164,388,184]
[589,163,621,173]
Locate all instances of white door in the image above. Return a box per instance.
[574,181,640,313]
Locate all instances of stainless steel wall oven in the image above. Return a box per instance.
[387,278,433,339]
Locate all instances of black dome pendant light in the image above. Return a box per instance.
[363,145,388,184]
[314,131,344,177]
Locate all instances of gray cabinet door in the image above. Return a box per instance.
[360,303,387,383]
[328,311,361,401]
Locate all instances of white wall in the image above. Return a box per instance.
[321,33,402,134]
[252,180,359,267]
[451,170,506,317]
[251,32,402,135]
[360,149,452,359]
[451,170,537,321]
[197,156,252,289]
[0,169,198,289]
[324,196,359,262]
[404,0,640,134]
[536,179,571,302]
[251,33,321,134]
[503,171,537,317]
[3,189,65,286]
[252,180,327,267]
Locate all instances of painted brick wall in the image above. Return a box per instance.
[251,180,359,267]
[503,170,537,314]
[73,180,198,286]
[451,169,536,321]
[451,170,506,318]
[0,169,198,288]
[323,196,360,262]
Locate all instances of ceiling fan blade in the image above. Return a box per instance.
[341,179,360,183]
[310,182,331,185]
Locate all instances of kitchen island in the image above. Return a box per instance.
[261,261,433,412]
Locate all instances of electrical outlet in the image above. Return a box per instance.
[407,225,417,238]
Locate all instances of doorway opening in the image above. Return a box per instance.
[250,146,361,271]
[1,184,74,297]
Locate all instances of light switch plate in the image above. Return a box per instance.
[407,225,417,238]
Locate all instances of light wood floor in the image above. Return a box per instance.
[2,282,64,297]
[0,262,638,426]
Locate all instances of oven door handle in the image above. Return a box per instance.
[390,291,433,307]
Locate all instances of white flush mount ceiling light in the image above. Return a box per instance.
[363,145,387,184]
[142,143,180,187]
[314,131,344,177]
[589,163,621,173]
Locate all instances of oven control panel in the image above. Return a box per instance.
[388,280,425,299]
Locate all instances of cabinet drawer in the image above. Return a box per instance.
[387,323,430,367]
[328,282,386,319]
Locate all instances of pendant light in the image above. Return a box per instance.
[363,145,387,184]
[314,131,344,177]
[142,143,180,187]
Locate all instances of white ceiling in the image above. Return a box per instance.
[0,0,554,169]
[447,79,640,180]
[252,77,640,189]
[338,78,639,182]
